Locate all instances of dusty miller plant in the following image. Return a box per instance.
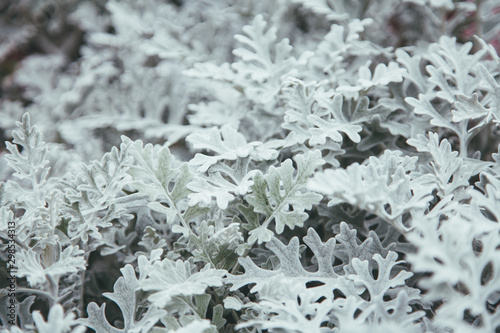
[1,0,500,332]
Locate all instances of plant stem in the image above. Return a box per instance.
[475,0,483,40]
[17,288,56,302]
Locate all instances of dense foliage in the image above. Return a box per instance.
[1,0,500,332]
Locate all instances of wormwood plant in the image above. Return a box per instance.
[1,0,500,332]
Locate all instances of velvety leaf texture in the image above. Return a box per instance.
[2,1,500,332]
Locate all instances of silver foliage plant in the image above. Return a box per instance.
[1,0,500,332]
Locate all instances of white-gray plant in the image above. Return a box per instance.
[1,0,500,332]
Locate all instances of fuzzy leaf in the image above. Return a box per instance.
[140,257,226,308]
[187,126,259,173]
[349,252,413,303]
[309,93,363,144]
[33,304,85,333]
[231,14,297,104]
[225,228,340,295]
[454,64,500,126]
[309,150,430,233]
[408,132,487,198]
[336,62,406,99]
[123,137,206,234]
[79,264,166,333]
[245,150,324,244]
[17,246,86,287]
[62,143,132,243]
